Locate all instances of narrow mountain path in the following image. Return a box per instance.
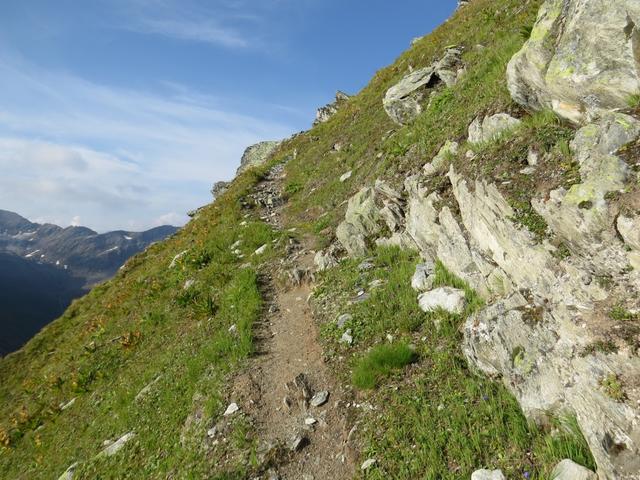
[229,162,356,479]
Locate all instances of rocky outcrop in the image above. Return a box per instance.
[507,0,640,123]
[334,118,640,477]
[532,113,639,272]
[383,47,465,125]
[314,91,350,125]
[211,181,230,199]
[330,2,640,476]
[236,141,281,175]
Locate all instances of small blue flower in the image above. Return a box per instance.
[523,471,531,479]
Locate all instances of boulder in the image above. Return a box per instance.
[383,47,464,125]
[169,250,188,269]
[507,0,640,123]
[340,171,352,182]
[551,459,597,480]
[236,141,281,175]
[310,390,329,407]
[467,114,521,144]
[337,313,352,328]
[470,469,505,480]
[361,458,377,470]
[223,402,239,416]
[418,287,466,315]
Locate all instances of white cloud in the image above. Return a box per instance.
[134,18,249,48]
[0,54,294,232]
[153,211,188,227]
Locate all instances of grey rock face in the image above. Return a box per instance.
[236,141,281,175]
[532,113,639,271]
[507,0,640,123]
[333,127,640,477]
[314,91,350,125]
[551,459,597,480]
[383,47,464,125]
[336,187,381,257]
[467,114,521,145]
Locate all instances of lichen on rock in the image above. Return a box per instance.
[507,0,640,124]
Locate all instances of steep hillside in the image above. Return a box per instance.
[1,0,639,479]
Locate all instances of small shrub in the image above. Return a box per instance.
[352,343,417,389]
[581,340,618,357]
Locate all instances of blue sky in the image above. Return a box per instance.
[0,0,456,232]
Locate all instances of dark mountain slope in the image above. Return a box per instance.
[0,253,86,355]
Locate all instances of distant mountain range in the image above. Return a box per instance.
[0,210,178,355]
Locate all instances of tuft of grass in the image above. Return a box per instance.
[609,305,638,322]
[601,374,625,401]
[352,343,417,389]
[509,199,550,241]
[627,93,640,109]
[431,260,485,315]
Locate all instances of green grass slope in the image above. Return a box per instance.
[1,0,596,478]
